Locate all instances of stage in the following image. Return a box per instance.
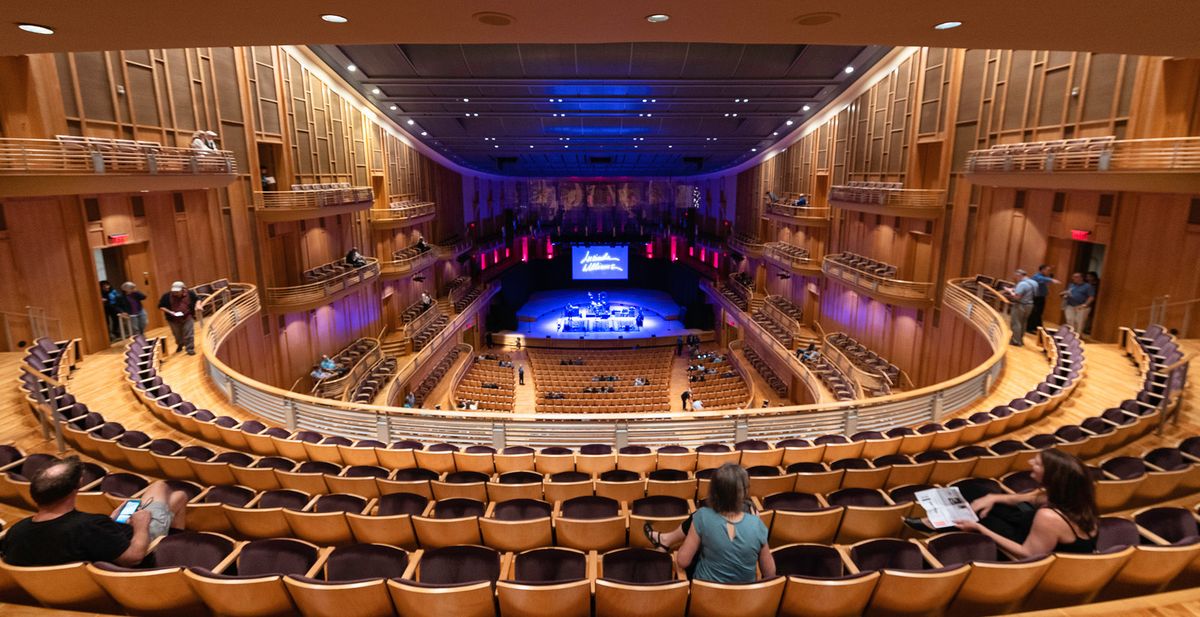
[510,289,692,344]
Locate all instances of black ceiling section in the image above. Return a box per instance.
[313,42,889,177]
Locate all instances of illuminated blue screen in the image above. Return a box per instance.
[572,244,629,280]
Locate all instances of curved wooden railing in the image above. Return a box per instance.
[254,187,373,210]
[724,339,760,409]
[380,249,437,277]
[828,184,946,214]
[822,337,888,397]
[263,258,379,309]
[763,242,819,273]
[0,137,235,176]
[764,199,832,222]
[311,339,383,399]
[369,201,436,224]
[726,233,765,257]
[964,136,1200,173]
[822,254,935,303]
[199,277,1007,446]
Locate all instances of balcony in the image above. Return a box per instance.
[762,196,831,226]
[827,182,946,219]
[368,200,437,228]
[0,136,236,197]
[964,136,1200,193]
[822,254,934,306]
[263,258,379,312]
[254,184,374,222]
[437,238,474,260]
[762,242,822,276]
[726,232,765,258]
[380,246,438,279]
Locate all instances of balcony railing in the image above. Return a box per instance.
[762,242,820,274]
[763,198,831,223]
[726,233,765,257]
[822,254,934,304]
[828,183,946,217]
[369,201,437,225]
[964,136,1200,174]
[437,239,474,259]
[380,249,438,277]
[264,258,379,311]
[0,137,237,176]
[255,186,373,210]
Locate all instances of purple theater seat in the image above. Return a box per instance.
[8,453,57,480]
[354,440,386,449]
[513,547,587,582]
[493,499,553,521]
[238,538,320,576]
[252,456,296,471]
[444,471,490,484]
[950,477,1004,496]
[776,439,812,448]
[762,492,823,512]
[212,451,253,466]
[291,430,323,444]
[257,489,311,510]
[696,443,731,453]
[1102,457,1148,480]
[390,440,426,450]
[203,485,255,507]
[1100,409,1135,425]
[116,431,151,448]
[153,531,237,570]
[99,473,149,498]
[540,446,571,455]
[1080,417,1114,436]
[560,495,619,519]
[786,462,829,474]
[343,465,389,479]
[393,468,439,482]
[888,485,934,504]
[79,462,107,486]
[830,458,871,471]
[1097,517,1141,551]
[93,422,126,440]
[499,471,544,484]
[657,445,690,454]
[873,454,913,467]
[325,544,409,581]
[429,443,461,453]
[814,435,849,445]
[968,412,994,425]
[502,445,535,455]
[601,548,674,583]
[191,409,216,423]
[417,545,500,585]
[747,465,783,477]
[989,440,1032,455]
[464,445,496,454]
[885,427,915,438]
[147,438,182,455]
[550,471,591,483]
[212,416,239,428]
[916,423,944,434]
[376,492,430,516]
[176,446,215,461]
[850,431,885,442]
[263,427,292,439]
[952,445,990,460]
[1024,434,1060,449]
[295,461,341,475]
[850,538,926,571]
[1179,436,1200,459]
[1145,448,1190,471]
[580,444,613,455]
[943,419,969,430]
[312,493,367,514]
[772,544,847,578]
[826,488,886,508]
[618,445,651,455]
[320,436,353,446]
[600,469,640,483]
[430,498,485,519]
[1002,471,1039,493]
[735,440,770,451]
[927,532,1001,565]
[694,468,717,480]
[631,495,689,517]
[648,469,689,482]
[914,451,952,463]
[1134,507,1200,544]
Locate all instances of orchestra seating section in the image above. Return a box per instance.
[804,353,858,401]
[412,311,450,352]
[686,352,750,409]
[827,332,904,390]
[312,338,382,398]
[453,285,485,313]
[830,252,898,278]
[407,346,463,407]
[529,348,672,413]
[455,354,516,411]
[350,357,398,404]
[742,345,788,398]
[302,257,369,284]
[753,306,795,349]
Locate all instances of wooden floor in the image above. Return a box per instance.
[0,329,1196,616]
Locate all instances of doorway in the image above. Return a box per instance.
[256,142,285,192]
[93,241,157,342]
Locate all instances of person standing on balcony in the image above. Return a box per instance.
[345,247,366,268]
[203,130,218,150]
[1061,272,1096,334]
[158,281,198,355]
[189,131,210,151]
[1027,264,1061,333]
[260,166,276,191]
[1005,269,1037,347]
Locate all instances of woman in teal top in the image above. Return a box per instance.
[676,463,775,583]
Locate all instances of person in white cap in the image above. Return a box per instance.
[158,281,198,355]
[204,130,218,150]
[189,131,209,151]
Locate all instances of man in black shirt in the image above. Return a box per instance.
[0,457,188,566]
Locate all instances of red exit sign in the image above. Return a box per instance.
[108,233,129,245]
[1070,229,1092,241]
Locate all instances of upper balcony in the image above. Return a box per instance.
[827,182,946,219]
[762,194,831,226]
[726,232,765,258]
[368,198,437,228]
[255,184,374,222]
[762,241,822,276]
[822,253,934,307]
[964,136,1200,193]
[0,136,236,197]
[437,238,474,260]
[380,245,437,279]
[263,257,379,313]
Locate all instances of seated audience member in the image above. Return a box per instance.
[0,457,188,566]
[416,236,429,251]
[905,448,1098,557]
[404,391,416,408]
[645,463,774,582]
[761,400,769,408]
[345,247,367,268]
[800,343,819,362]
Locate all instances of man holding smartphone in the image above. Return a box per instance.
[0,457,187,566]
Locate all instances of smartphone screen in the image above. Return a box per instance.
[114,499,141,524]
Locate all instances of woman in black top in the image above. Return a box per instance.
[912,448,1098,557]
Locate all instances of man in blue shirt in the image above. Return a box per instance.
[1005,269,1037,346]
[1061,272,1096,334]
[1027,264,1061,333]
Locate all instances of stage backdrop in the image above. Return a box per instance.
[572,244,629,280]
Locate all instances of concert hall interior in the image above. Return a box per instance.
[1,2,1200,616]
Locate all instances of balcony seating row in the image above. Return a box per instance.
[408,345,463,407]
[828,252,898,278]
[351,357,398,404]
[742,345,788,398]
[803,354,857,401]
[827,332,902,388]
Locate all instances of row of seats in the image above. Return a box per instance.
[826,332,902,388]
[454,284,485,312]
[742,345,788,398]
[716,282,749,311]
[301,256,372,284]
[443,275,469,297]
[21,336,77,383]
[400,297,432,323]
[351,357,398,404]
[829,252,899,278]
[766,295,804,323]
[686,353,749,410]
[291,182,353,191]
[190,277,234,315]
[529,348,672,413]
[408,345,462,406]
[803,353,857,401]
[392,241,432,263]
[455,355,515,412]
[828,180,906,205]
[412,311,450,352]
[966,136,1116,172]
[753,308,795,348]
[311,337,381,398]
[54,134,233,174]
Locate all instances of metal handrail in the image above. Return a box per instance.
[764,199,832,220]
[263,258,380,308]
[370,201,437,222]
[965,136,1200,173]
[255,187,373,210]
[828,185,946,209]
[0,137,236,175]
[822,254,934,301]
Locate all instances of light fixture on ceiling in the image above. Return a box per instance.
[844,66,855,74]
[473,11,515,26]
[724,113,730,117]
[634,145,638,149]
[371,88,381,95]
[548,98,555,102]
[421,131,428,136]
[934,21,963,30]
[668,145,673,148]
[406,119,415,125]
[494,145,499,149]
[646,113,652,117]
[347,64,357,72]
[389,105,398,111]
[794,11,840,26]
[645,14,670,23]
[473,113,479,117]
[651,99,657,102]
[802,105,811,111]
[465,113,471,117]
[772,131,779,136]
[751,148,758,152]
[785,120,794,126]
[732,113,738,117]
[564,145,569,148]
[463,98,470,102]
[529,145,534,149]
[17,23,55,35]
[320,14,348,23]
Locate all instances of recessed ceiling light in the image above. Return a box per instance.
[651,99,657,102]
[406,119,415,125]
[732,113,738,117]
[347,64,357,72]
[724,113,730,117]
[934,21,963,30]
[752,148,758,152]
[844,66,855,74]
[473,11,515,26]
[785,120,794,126]
[494,145,499,149]
[371,88,381,95]
[564,145,569,148]
[668,145,673,148]
[802,105,811,111]
[463,98,470,102]
[645,14,670,23]
[794,11,840,26]
[321,14,348,24]
[634,145,638,149]
[529,145,534,149]
[773,132,779,136]
[646,113,652,117]
[389,105,398,111]
[17,23,55,35]
[473,113,479,117]
[421,131,428,136]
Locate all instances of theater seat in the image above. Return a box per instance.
[773,544,879,617]
[849,538,970,617]
[498,547,591,617]
[480,498,554,552]
[1022,545,1136,610]
[87,531,238,617]
[555,495,627,552]
[283,544,414,617]
[0,559,121,613]
[411,498,485,548]
[629,495,693,549]
[184,538,325,617]
[926,532,1055,616]
[387,545,502,617]
[347,491,428,549]
[762,492,843,545]
[689,576,786,617]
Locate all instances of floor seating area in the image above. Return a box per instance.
[742,345,788,398]
[350,357,398,404]
[407,345,463,407]
[804,353,858,401]
[827,332,903,389]
[529,348,672,413]
[412,311,450,352]
[301,256,371,284]
[455,354,516,411]
[829,252,898,278]
[686,352,750,410]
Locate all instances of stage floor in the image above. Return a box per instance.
[513,288,688,341]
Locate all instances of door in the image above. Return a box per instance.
[121,242,159,329]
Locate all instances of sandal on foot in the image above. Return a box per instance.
[643,522,668,551]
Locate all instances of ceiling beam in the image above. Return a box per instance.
[379,96,821,104]
[365,77,844,87]
[398,111,805,118]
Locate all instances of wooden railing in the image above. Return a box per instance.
[0,137,235,176]
[369,201,436,224]
[822,338,885,398]
[263,258,379,309]
[311,339,383,399]
[380,249,437,277]
[724,339,761,409]
[437,239,474,259]
[828,184,946,212]
[726,233,765,257]
[763,199,831,221]
[964,136,1200,173]
[402,305,442,339]
[762,242,819,272]
[199,278,1005,446]
[254,187,373,210]
[822,254,935,303]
